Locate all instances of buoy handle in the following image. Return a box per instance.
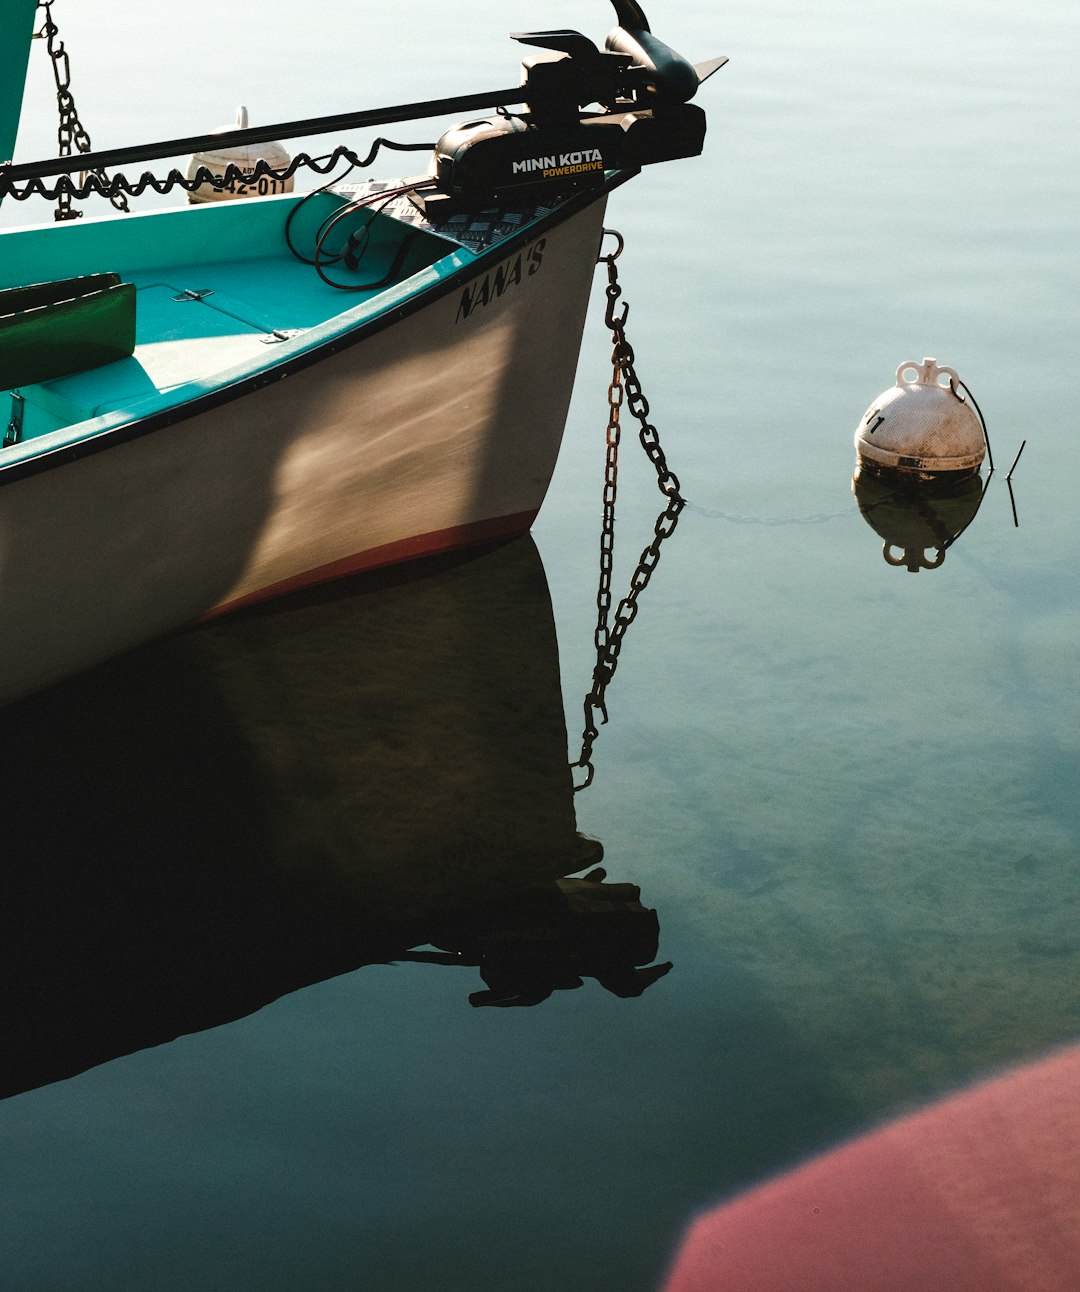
[884,543,947,570]
[895,357,959,389]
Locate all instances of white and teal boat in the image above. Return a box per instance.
[0,1,721,704]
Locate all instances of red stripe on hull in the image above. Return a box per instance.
[201,509,539,620]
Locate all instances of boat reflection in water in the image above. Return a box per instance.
[0,535,669,1101]
[852,465,987,572]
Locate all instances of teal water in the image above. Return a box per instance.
[3,2,1079,1288]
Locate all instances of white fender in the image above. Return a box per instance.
[186,106,294,204]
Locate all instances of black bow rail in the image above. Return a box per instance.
[2,0,727,206]
[0,85,528,202]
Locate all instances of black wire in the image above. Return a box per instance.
[952,377,993,473]
[283,162,365,266]
[3,137,435,207]
[310,183,437,291]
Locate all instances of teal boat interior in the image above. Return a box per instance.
[0,0,723,472]
[0,191,470,457]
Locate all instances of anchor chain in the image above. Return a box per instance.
[572,230,685,792]
[36,0,129,219]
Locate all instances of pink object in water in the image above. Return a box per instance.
[664,1044,1080,1292]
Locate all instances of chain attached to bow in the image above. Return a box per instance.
[35,0,129,220]
[572,230,686,791]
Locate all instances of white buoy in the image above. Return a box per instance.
[186,106,294,204]
[854,357,986,478]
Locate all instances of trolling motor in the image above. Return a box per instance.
[0,2,723,215]
[419,1,725,215]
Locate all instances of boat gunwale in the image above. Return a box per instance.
[0,170,636,488]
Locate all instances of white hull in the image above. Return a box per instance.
[0,196,606,704]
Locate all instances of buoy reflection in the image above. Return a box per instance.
[852,464,987,572]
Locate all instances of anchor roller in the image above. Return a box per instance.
[854,357,986,479]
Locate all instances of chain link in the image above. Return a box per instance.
[572,231,686,791]
[36,0,129,220]
[4,394,25,448]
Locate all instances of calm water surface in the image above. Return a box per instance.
[3,1,1079,1288]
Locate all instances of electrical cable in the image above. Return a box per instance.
[308,182,438,291]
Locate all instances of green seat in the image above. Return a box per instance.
[0,272,136,390]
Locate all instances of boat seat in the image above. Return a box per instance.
[0,273,136,390]
[19,283,280,429]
